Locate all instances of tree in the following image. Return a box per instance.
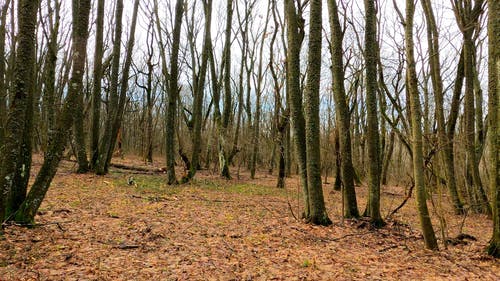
[13,0,92,223]
[303,0,332,225]
[249,4,271,179]
[90,0,105,169]
[284,0,309,218]
[363,0,383,226]
[452,0,490,215]
[95,0,124,175]
[327,0,359,218]
[0,0,39,221]
[0,0,10,145]
[164,0,184,184]
[73,0,90,173]
[405,0,438,250]
[487,0,499,258]
[182,0,213,182]
[421,0,464,214]
[96,0,140,175]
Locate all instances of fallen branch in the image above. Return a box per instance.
[109,163,165,174]
[386,180,415,219]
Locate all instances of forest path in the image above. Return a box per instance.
[0,155,498,280]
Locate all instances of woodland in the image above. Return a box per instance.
[0,0,499,279]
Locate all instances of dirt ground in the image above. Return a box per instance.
[0,155,498,280]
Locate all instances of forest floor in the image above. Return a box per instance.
[0,155,498,280]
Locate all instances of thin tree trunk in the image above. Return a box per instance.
[421,0,464,214]
[284,0,309,218]
[405,0,438,250]
[73,0,89,173]
[95,0,123,175]
[250,5,270,179]
[327,0,360,218]
[0,0,10,145]
[90,0,105,169]
[183,0,212,182]
[165,0,184,184]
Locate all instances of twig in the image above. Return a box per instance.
[386,179,414,219]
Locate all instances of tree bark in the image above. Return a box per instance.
[363,0,383,226]
[327,0,360,219]
[487,0,500,258]
[72,0,89,173]
[90,0,105,169]
[13,0,92,224]
[183,0,213,182]
[303,0,331,225]
[0,0,10,145]
[405,0,438,250]
[165,0,184,184]
[95,0,123,175]
[421,0,464,214]
[0,0,39,221]
[284,0,309,218]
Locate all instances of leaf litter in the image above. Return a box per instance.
[0,155,498,280]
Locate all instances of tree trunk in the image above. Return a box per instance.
[0,0,10,145]
[90,0,105,169]
[219,0,233,179]
[165,0,184,184]
[421,0,464,214]
[95,0,123,175]
[303,0,331,226]
[284,0,309,218]
[363,0,383,226]
[327,0,360,218]
[405,0,438,250]
[13,0,91,224]
[487,0,500,258]
[72,0,89,173]
[0,0,38,221]
[183,0,213,182]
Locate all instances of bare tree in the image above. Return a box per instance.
[12,0,92,223]
[327,0,360,218]
[363,0,383,226]
[404,0,438,250]
[90,0,105,169]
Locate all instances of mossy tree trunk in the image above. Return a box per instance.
[13,0,91,224]
[304,0,332,226]
[363,0,383,226]
[96,0,139,175]
[452,0,490,215]
[72,0,89,173]
[487,0,500,258]
[0,0,10,145]
[182,0,212,182]
[284,0,309,218]
[421,0,464,214]
[90,0,105,169]
[0,0,38,221]
[165,0,184,184]
[95,0,123,175]
[405,0,438,250]
[219,0,233,179]
[327,0,360,219]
